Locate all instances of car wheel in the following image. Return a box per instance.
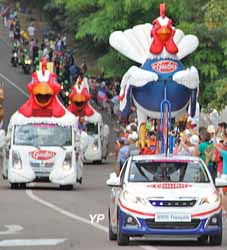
[117,210,129,245]
[11,183,19,189]
[20,183,26,189]
[60,185,74,190]
[198,235,208,245]
[108,209,117,241]
[77,177,82,184]
[209,233,222,245]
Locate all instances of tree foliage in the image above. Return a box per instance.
[43,0,227,110]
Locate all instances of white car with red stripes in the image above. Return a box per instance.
[107,154,224,246]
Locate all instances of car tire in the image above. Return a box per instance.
[60,185,74,190]
[198,235,208,245]
[77,177,82,184]
[117,210,129,245]
[209,232,222,246]
[108,209,117,241]
[11,183,19,189]
[20,183,26,189]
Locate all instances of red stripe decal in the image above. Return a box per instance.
[119,200,222,218]
[119,199,155,217]
[192,203,222,218]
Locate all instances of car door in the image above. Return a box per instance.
[110,159,128,230]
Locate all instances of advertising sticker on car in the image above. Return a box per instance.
[155,213,191,222]
[30,150,56,161]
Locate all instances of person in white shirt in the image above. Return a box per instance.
[27,22,35,37]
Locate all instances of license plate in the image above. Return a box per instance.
[155,213,191,222]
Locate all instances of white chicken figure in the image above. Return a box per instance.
[109,3,199,147]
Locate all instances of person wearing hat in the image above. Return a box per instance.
[178,133,199,156]
[128,132,140,156]
[207,124,216,143]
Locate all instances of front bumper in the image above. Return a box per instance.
[119,209,222,237]
[8,166,77,185]
[84,148,102,161]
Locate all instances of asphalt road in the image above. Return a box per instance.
[0,22,227,250]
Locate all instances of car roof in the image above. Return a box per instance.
[131,154,201,162]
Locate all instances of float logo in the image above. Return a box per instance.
[30,150,56,160]
[152,60,178,73]
[147,183,192,189]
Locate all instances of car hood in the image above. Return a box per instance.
[125,182,215,199]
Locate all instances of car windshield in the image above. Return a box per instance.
[128,160,210,183]
[13,123,72,146]
[86,123,98,135]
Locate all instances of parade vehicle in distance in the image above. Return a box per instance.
[68,76,110,163]
[107,155,224,246]
[83,112,109,164]
[2,59,86,190]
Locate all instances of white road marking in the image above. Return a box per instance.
[26,189,108,233]
[0,238,66,247]
[0,225,23,235]
[26,189,158,250]
[0,72,29,97]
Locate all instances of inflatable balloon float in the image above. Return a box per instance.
[109,3,199,150]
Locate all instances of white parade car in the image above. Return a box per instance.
[83,112,109,164]
[107,155,224,246]
[2,111,87,190]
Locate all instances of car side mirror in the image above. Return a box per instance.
[215,176,227,187]
[106,172,121,187]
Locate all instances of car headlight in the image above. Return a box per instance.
[122,190,147,205]
[200,191,220,204]
[62,152,72,171]
[12,151,22,170]
[92,139,99,151]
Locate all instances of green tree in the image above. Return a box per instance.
[46,0,227,109]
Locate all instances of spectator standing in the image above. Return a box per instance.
[69,63,79,83]
[115,139,130,176]
[62,34,67,49]
[27,22,36,38]
[214,132,227,178]
[2,4,10,28]
[207,125,216,143]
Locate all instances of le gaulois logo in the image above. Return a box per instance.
[30,150,56,161]
[147,183,192,189]
[152,60,178,73]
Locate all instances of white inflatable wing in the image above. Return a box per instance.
[173,29,185,45]
[109,23,152,64]
[173,66,199,89]
[119,66,158,111]
[177,35,199,60]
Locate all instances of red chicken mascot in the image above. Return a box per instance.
[67,75,94,117]
[19,58,65,117]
